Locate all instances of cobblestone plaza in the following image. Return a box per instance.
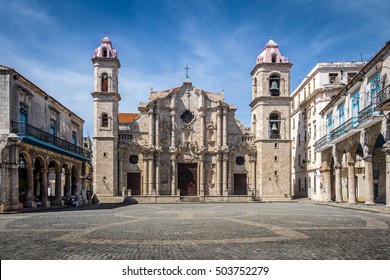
[1,202,389,260]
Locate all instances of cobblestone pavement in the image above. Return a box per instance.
[0,202,389,260]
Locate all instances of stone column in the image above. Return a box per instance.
[143,159,148,195]
[80,176,87,205]
[155,157,160,195]
[10,165,19,209]
[52,172,63,205]
[222,154,228,195]
[40,169,49,207]
[148,110,154,146]
[75,174,82,201]
[334,163,343,202]
[364,155,374,205]
[26,167,34,201]
[148,158,154,195]
[155,110,160,147]
[64,172,71,197]
[199,156,205,196]
[222,109,227,147]
[171,156,177,196]
[216,109,221,147]
[249,157,256,195]
[216,154,221,195]
[50,171,60,206]
[199,111,205,148]
[322,167,332,202]
[384,144,390,206]
[347,160,357,204]
[171,111,176,148]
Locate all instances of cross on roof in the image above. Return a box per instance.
[184,65,191,79]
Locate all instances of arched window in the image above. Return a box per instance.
[101,73,108,92]
[271,53,277,63]
[269,113,280,139]
[102,47,108,57]
[101,113,109,127]
[269,75,280,96]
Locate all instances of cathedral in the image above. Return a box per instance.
[92,37,292,202]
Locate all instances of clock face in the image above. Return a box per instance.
[102,73,108,80]
[181,110,194,124]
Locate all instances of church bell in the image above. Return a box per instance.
[270,80,279,91]
[271,123,278,131]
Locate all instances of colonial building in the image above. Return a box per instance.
[315,40,390,205]
[291,62,366,200]
[92,37,293,202]
[0,65,91,212]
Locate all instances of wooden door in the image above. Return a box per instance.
[127,173,141,195]
[234,174,247,195]
[178,163,197,196]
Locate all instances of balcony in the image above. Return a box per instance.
[314,134,331,152]
[357,104,382,128]
[329,117,359,143]
[11,121,91,160]
[373,84,390,111]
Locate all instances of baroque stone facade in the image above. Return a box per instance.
[92,37,293,202]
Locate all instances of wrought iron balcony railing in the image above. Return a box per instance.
[358,104,382,124]
[329,117,358,142]
[11,121,91,159]
[373,84,390,110]
[314,134,330,150]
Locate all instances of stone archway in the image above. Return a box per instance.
[48,160,62,206]
[33,156,49,207]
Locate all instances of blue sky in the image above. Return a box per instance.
[1,0,389,137]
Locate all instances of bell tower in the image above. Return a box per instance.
[91,37,121,197]
[250,38,292,200]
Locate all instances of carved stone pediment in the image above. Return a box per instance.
[119,141,148,156]
[229,141,257,157]
[177,141,204,162]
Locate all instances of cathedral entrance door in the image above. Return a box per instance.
[178,163,197,196]
[127,173,141,195]
[234,174,247,195]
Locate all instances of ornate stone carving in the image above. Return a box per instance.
[177,141,204,162]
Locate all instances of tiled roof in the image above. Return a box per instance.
[118,113,139,123]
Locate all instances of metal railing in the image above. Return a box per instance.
[329,117,358,142]
[373,84,390,105]
[11,121,91,158]
[358,104,381,124]
[314,134,330,150]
